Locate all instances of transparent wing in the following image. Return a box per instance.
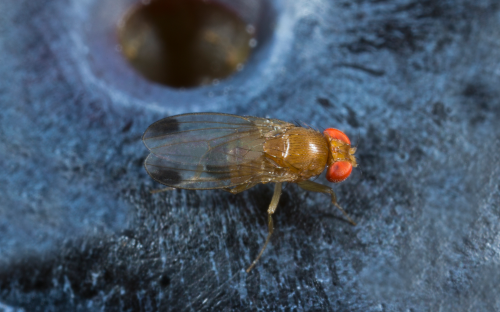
[142,113,294,189]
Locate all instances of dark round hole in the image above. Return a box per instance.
[117,0,256,88]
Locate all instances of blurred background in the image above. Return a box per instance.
[1,0,499,311]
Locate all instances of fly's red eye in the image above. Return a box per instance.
[323,128,351,145]
[326,161,353,183]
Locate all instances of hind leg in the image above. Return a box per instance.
[246,182,282,273]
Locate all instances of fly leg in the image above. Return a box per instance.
[297,180,357,226]
[246,182,282,273]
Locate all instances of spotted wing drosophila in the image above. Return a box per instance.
[142,113,358,272]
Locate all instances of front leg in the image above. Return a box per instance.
[297,180,357,225]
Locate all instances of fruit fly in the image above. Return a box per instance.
[142,113,358,272]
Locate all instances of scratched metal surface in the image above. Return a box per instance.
[1,0,500,311]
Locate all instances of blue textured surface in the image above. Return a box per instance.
[1,0,500,311]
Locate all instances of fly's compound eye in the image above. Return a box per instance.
[326,161,353,183]
[323,128,351,145]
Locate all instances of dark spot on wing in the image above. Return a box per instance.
[144,117,180,140]
[150,168,183,185]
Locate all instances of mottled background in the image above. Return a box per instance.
[1,0,500,311]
